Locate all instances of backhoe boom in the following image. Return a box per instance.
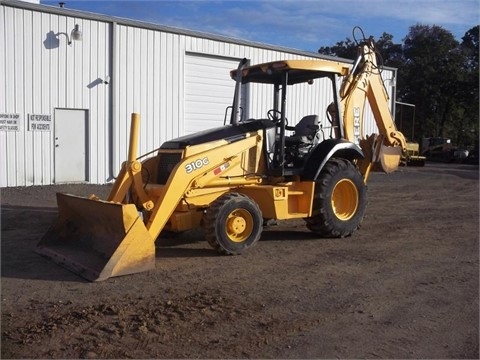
[339,39,406,180]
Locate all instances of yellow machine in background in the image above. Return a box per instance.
[38,33,406,281]
[402,141,426,166]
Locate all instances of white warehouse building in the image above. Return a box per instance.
[0,0,397,187]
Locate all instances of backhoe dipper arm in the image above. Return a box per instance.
[339,38,407,181]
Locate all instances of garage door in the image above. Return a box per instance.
[185,54,247,135]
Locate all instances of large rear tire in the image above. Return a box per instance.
[305,158,367,237]
[203,192,263,254]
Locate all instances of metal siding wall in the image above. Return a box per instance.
[0,6,5,186]
[0,4,111,186]
[113,25,185,175]
[1,7,15,185]
[85,19,110,182]
[184,54,242,134]
[1,3,397,187]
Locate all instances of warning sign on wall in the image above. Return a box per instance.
[0,113,21,131]
[28,114,52,131]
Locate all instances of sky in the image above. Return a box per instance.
[40,0,480,53]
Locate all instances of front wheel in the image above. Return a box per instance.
[305,158,367,237]
[203,193,263,254]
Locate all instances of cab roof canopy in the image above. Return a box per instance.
[230,59,351,85]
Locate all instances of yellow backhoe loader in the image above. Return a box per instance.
[37,34,406,281]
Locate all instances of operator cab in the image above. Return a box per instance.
[229,59,344,177]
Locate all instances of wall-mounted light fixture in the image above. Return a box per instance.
[383,77,396,87]
[67,24,82,45]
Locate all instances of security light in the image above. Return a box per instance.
[68,24,82,45]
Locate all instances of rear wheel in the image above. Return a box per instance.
[203,192,263,254]
[305,158,367,237]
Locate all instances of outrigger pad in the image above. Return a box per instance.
[37,193,156,281]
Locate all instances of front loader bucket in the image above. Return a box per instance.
[37,193,156,281]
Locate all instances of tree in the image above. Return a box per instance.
[318,37,357,59]
[457,26,479,147]
[374,32,404,68]
[399,25,463,142]
[461,25,479,70]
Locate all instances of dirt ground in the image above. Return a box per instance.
[1,162,478,359]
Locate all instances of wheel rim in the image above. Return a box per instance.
[331,179,359,221]
[225,209,253,242]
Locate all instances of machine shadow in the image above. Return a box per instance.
[154,226,320,259]
[261,228,320,241]
[1,206,87,282]
[2,206,320,281]
[155,230,216,258]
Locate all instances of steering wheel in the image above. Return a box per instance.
[267,109,288,126]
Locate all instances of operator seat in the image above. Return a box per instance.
[285,115,319,146]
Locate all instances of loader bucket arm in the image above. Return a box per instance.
[107,113,153,210]
[37,114,263,281]
[144,132,263,240]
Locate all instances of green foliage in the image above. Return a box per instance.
[318,38,358,59]
[402,25,463,142]
[375,32,404,68]
[458,26,479,147]
[318,25,479,148]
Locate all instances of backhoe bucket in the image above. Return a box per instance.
[378,143,403,173]
[37,193,156,281]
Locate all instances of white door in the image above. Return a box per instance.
[184,54,247,135]
[54,108,88,183]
